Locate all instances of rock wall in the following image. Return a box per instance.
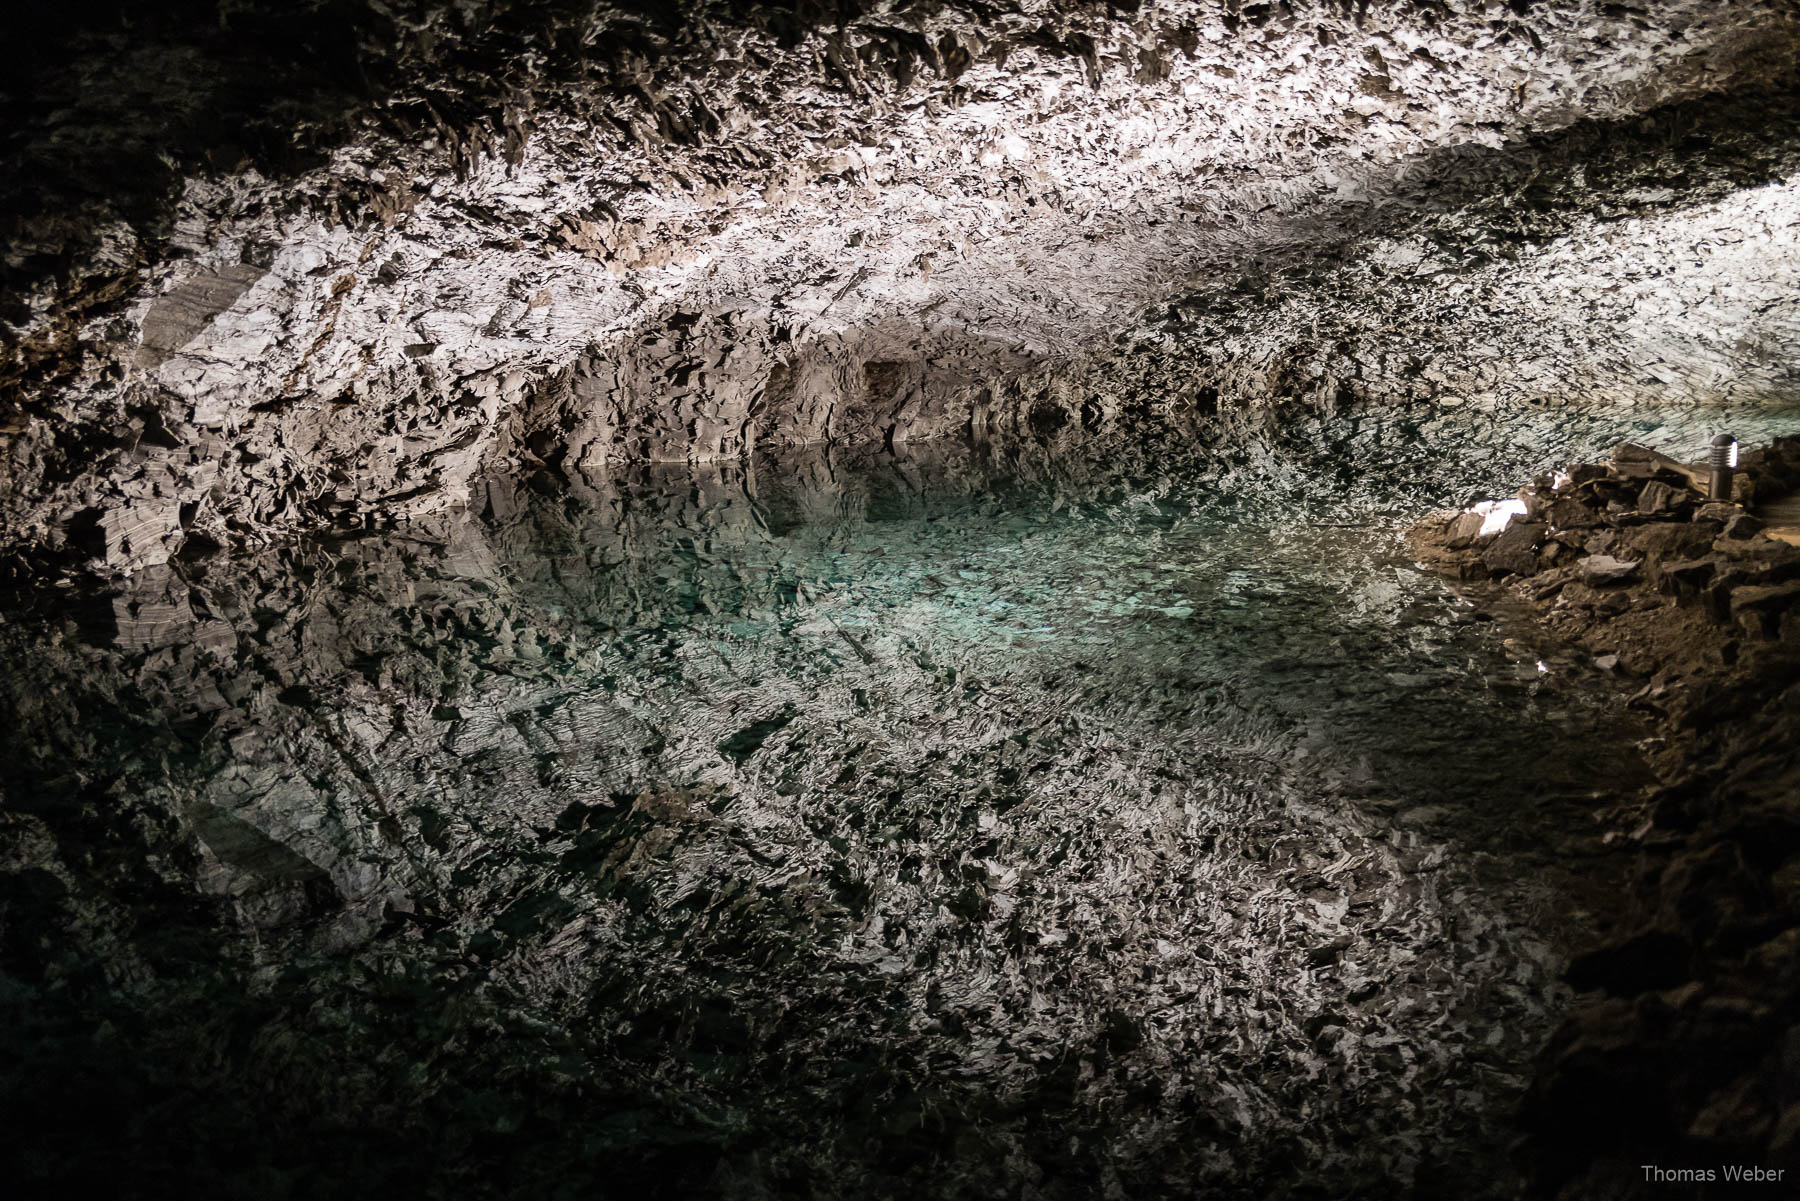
[4,1,1800,577]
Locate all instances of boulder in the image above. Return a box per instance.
[1730,581,1800,638]
[1519,485,1550,521]
[1711,539,1800,580]
[1585,529,1622,556]
[1654,556,1718,600]
[1637,480,1686,516]
[1696,557,1800,621]
[1611,442,1706,491]
[1722,513,1765,540]
[1547,498,1606,530]
[1444,510,1489,549]
[1741,446,1800,495]
[1581,554,1642,586]
[1483,520,1547,577]
[1625,523,1716,564]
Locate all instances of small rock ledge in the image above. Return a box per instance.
[1413,435,1800,1197]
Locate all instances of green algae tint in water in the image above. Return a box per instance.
[2,402,1798,1199]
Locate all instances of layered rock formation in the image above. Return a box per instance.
[5,1,1800,575]
[8,4,1800,1197]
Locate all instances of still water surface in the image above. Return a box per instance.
[4,402,1798,1199]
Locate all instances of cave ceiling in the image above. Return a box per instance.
[3,1,1800,574]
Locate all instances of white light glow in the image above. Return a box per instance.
[1471,498,1530,537]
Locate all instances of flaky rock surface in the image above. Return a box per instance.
[5,1,1800,574]
[7,4,1800,1198]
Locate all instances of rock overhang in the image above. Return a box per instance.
[3,1,1800,575]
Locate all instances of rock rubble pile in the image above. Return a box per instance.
[1415,434,1800,1197]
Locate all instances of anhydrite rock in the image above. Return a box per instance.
[4,2,1800,574]
[1411,433,1800,1196]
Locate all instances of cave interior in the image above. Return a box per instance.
[4,2,1800,1199]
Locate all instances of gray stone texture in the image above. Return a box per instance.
[4,1,1800,574]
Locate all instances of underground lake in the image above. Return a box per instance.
[5,401,1797,1199]
[11,3,1800,1195]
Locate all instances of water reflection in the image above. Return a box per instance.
[4,402,1799,1199]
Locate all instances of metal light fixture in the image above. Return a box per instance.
[1709,433,1738,501]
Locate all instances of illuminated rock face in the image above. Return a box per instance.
[8,8,1800,1194]
[3,1,1800,575]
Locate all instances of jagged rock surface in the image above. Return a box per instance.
[5,1,1800,574]
[8,3,1800,1196]
[3,412,1713,1200]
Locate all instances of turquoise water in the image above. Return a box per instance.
[4,401,1798,1199]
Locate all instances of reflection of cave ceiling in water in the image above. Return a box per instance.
[7,2,1800,1197]
[8,403,1800,1196]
